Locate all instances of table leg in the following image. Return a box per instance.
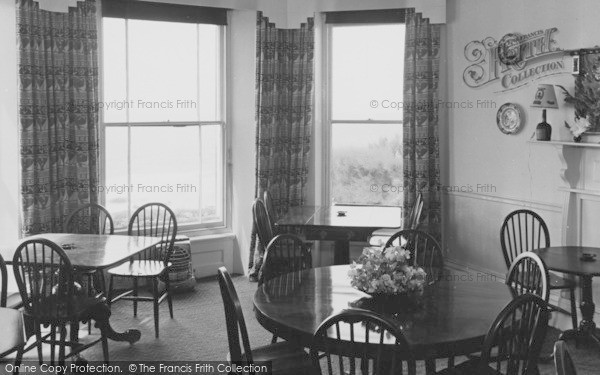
[333,240,350,265]
[92,301,141,344]
[559,275,600,345]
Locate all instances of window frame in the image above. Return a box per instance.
[323,21,405,207]
[99,15,229,235]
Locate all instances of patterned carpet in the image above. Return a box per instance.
[16,275,600,374]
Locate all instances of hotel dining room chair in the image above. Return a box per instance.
[435,294,550,375]
[217,267,313,375]
[506,252,550,301]
[65,203,114,333]
[554,341,577,375]
[368,192,423,247]
[12,239,109,364]
[309,308,416,375]
[500,209,578,330]
[258,232,312,343]
[107,202,177,338]
[384,229,444,285]
[0,253,26,366]
[253,198,275,253]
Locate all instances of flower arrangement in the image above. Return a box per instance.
[348,245,427,295]
[557,84,595,141]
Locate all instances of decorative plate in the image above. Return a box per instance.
[496,103,523,134]
[497,33,522,65]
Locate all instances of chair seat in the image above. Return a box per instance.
[245,341,313,375]
[435,359,500,375]
[108,260,171,277]
[0,307,25,356]
[26,295,104,324]
[549,272,576,290]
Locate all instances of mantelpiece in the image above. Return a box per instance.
[528,140,600,246]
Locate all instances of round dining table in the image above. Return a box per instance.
[253,265,514,361]
[533,246,600,345]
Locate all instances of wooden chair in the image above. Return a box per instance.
[506,252,550,301]
[65,203,114,235]
[500,209,577,330]
[217,267,312,375]
[554,341,577,375]
[368,193,423,247]
[107,203,177,338]
[384,229,444,285]
[259,233,312,343]
[310,308,416,375]
[65,203,114,332]
[436,294,550,375]
[13,239,109,364]
[0,254,26,364]
[253,198,275,251]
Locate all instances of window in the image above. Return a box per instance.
[327,22,405,206]
[101,6,226,230]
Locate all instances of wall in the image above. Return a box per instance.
[444,0,600,319]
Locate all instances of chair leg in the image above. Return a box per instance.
[425,359,436,374]
[50,324,56,365]
[133,278,139,317]
[164,274,174,319]
[152,278,160,338]
[35,325,43,364]
[87,273,94,334]
[14,345,23,374]
[58,325,67,365]
[101,332,109,364]
[108,275,114,307]
[570,287,578,330]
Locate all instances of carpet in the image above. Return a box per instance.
[15,275,600,374]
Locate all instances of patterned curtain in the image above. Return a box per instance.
[403,9,441,239]
[248,12,314,280]
[17,0,100,236]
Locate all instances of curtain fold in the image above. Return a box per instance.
[248,12,314,280]
[17,0,100,236]
[403,9,441,239]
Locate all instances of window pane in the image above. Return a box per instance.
[102,18,127,123]
[128,20,199,122]
[201,125,222,221]
[198,25,221,121]
[129,126,203,225]
[105,127,129,228]
[331,123,403,206]
[331,25,404,121]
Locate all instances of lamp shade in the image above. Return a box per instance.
[531,84,559,109]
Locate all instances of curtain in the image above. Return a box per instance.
[403,9,441,239]
[17,0,100,236]
[248,12,314,280]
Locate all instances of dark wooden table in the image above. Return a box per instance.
[1,233,163,344]
[533,246,600,344]
[276,205,402,264]
[254,265,513,360]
